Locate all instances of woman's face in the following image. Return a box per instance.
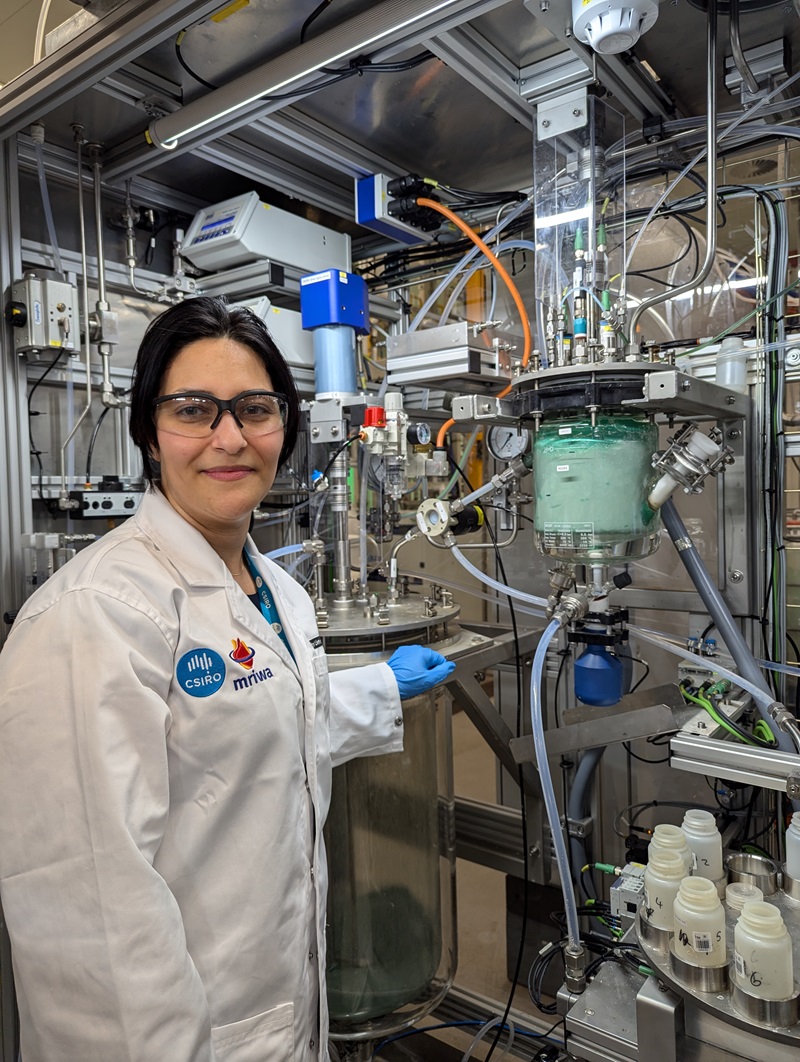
[152,336,284,539]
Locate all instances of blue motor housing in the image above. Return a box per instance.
[574,644,624,707]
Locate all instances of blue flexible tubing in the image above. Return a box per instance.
[531,618,582,949]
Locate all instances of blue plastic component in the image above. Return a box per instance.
[574,316,588,336]
[300,269,369,334]
[574,644,624,707]
[356,174,427,246]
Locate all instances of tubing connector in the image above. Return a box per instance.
[770,702,794,731]
[649,423,733,509]
[551,591,591,628]
[769,703,800,752]
[564,942,587,994]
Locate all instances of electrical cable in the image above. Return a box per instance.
[300,0,333,43]
[85,406,111,485]
[685,683,777,748]
[317,432,361,484]
[370,1017,566,1058]
[27,346,64,516]
[409,200,532,447]
[176,24,435,96]
[444,452,528,1062]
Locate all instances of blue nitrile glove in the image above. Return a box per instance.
[386,645,456,700]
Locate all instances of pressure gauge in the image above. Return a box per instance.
[407,422,432,447]
[486,425,531,462]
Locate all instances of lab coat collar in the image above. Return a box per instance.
[132,488,242,588]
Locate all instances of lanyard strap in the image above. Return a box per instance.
[243,553,294,658]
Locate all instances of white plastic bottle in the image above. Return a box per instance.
[649,823,693,873]
[681,809,724,880]
[785,811,800,880]
[644,849,688,930]
[672,877,727,967]
[734,901,794,1001]
[715,336,748,393]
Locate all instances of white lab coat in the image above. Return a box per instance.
[0,489,403,1062]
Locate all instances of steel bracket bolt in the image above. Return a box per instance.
[728,569,744,583]
[786,774,800,799]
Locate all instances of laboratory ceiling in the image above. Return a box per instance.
[2,0,799,250]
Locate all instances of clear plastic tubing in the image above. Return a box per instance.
[438,240,540,326]
[460,1016,515,1062]
[395,569,544,621]
[531,618,582,948]
[450,545,549,610]
[734,901,794,1000]
[681,809,724,880]
[625,66,800,274]
[629,626,784,731]
[264,543,306,561]
[407,195,533,333]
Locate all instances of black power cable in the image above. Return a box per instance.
[444,451,529,1062]
[27,345,65,517]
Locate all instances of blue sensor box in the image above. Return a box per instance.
[300,269,369,334]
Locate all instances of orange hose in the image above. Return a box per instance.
[417,198,532,446]
[436,418,455,448]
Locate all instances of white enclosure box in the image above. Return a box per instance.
[180,191,350,274]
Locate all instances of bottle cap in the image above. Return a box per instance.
[726,882,763,912]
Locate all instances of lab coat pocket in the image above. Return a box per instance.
[211,1002,294,1060]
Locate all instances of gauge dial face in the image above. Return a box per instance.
[414,422,432,446]
[486,425,531,461]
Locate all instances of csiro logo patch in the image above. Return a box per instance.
[176,648,226,697]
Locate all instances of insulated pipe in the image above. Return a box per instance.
[628,0,718,340]
[567,746,605,893]
[659,499,796,754]
[729,0,760,96]
[531,619,583,952]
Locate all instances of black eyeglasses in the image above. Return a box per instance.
[153,390,288,438]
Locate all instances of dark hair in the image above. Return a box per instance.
[130,296,300,486]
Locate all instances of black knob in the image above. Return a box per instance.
[5,301,27,327]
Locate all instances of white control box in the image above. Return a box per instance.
[180,191,350,274]
[11,275,77,354]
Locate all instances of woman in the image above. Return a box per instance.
[0,297,453,1061]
